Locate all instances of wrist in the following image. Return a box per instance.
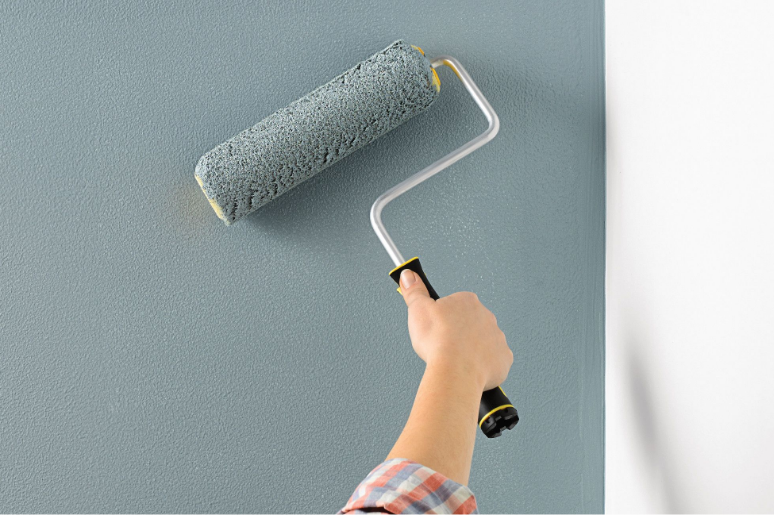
[425,357,486,396]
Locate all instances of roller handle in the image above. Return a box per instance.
[389,257,519,438]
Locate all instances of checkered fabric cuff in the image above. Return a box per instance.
[338,458,478,514]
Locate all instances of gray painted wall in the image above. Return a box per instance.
[0,1,605,512]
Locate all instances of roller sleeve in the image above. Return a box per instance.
[195,40,440,225]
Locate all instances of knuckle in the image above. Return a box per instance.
[461,291,479,303]
[408,296,434,311]
[449,291,474,304]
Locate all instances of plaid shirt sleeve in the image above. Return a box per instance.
[338,458,478,514]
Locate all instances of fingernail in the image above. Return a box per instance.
[400,269,417,289]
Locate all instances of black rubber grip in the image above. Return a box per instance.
[389,257,519,438]
[389,257,440,299]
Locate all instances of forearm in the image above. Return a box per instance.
[386,359,483,485]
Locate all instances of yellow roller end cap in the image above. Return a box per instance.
[195,175,227,222]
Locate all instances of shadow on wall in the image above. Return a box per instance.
[626,338,684,512]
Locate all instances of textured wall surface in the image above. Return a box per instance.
[0,1,605,512]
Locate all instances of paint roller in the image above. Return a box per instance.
[195,40,519,438]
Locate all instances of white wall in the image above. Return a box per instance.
[606,1,774,512]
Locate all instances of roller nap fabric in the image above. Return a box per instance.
[195,40,440,224]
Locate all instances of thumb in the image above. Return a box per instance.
[400,269,431,308]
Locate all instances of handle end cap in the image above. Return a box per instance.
[480,406,519,438]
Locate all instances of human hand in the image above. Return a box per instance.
[399,269,513,391]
